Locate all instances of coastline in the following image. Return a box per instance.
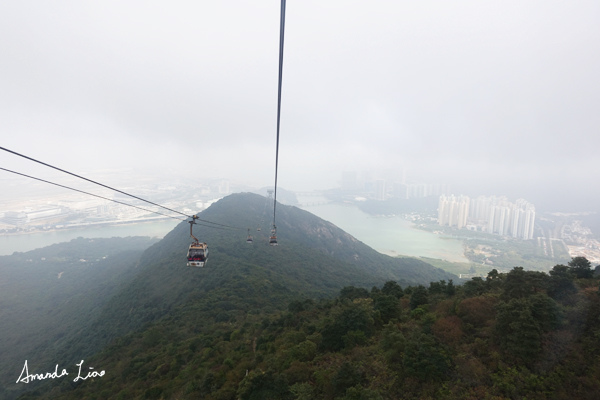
[0,216,179,237]
[0,219,180,256]
[300,202,469,263]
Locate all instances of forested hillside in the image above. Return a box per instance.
[20,257,600,399]
[0,236,158,400]
[7,193,455,399]
[45,192,455,363]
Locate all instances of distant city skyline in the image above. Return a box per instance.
[2,1,599,214]
[438,194,536,240]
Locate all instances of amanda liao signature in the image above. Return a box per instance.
[16,360,105,383]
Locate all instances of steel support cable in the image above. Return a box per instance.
[0,146,241,230]
[0,167,235,231]
[0,167,185,222]
[272,0,286,230]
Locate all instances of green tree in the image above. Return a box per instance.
[320,302,374,352]
[342,384,384,400]
[340,286,371,300]
[381,281,404,298]
[463,277,487,297]
[290,340,317,362]
[487,268,500,280]
[237,371,291,400]
[486,268,503,291]
[403,334,453,381]
[374,294,400,323]
[332,362,365,398]
[457,295,497,327]
[429,280,447,295]
[495,298,546,363]
[528,293,561,331]
[446,279,456,296]
[289,382,314,400]
[380,322,405,365]
[548,264,576,301]
[568,256,593,279]
[409,285,429,310]
[503,267,548,300]
[288,300,306,313]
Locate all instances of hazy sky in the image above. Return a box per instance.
[1,1,599,211]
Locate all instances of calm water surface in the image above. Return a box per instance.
[0,220,180,256]
[0,202,467,263]
[300,203,468,263]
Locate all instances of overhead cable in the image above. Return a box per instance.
[0,167,237,230]
[0,167,186,222]
[272,0,286,229]
[0,146,241,230]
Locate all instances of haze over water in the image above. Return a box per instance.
[0,199,468,263]
[299,202,468,263]
[0,220,179,256]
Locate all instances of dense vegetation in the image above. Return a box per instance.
[6,193,455,399]
[20,256,600,399]
[10,194,599,400]
[0,237,158,400]
[43,193,454,369]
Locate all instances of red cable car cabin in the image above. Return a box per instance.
[187,242,208,267]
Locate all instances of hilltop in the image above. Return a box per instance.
[20,257,600,399]
[14,194,600,399]
[53,193,456,358]
[5,193,454,399]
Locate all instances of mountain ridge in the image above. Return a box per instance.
[50,193,455,362]
[7,192,456,399]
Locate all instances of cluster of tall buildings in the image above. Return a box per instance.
[438,195,536,240]
[438,195,470,229]
[1,208,66,227]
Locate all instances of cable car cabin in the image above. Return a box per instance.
[246,236,253,244]
[269,225,278,246]
[187,242,208,267]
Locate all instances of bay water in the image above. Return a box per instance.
[300,203,468,263]
[0,201,467,263]
[0,220,180,256]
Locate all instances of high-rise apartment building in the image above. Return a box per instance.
[439,195,535,239]
[375,179,386,201]
[438,194,470,229]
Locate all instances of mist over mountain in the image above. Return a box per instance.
[13,204,600,399]
[0,237,157,399]
[57,192,455,354]
[4,193,454,399]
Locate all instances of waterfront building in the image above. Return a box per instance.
[439,194,536,239]
[1,211,28,227]
[406,183,449,199]
[438,194,470,229]
[392,182,408,199]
